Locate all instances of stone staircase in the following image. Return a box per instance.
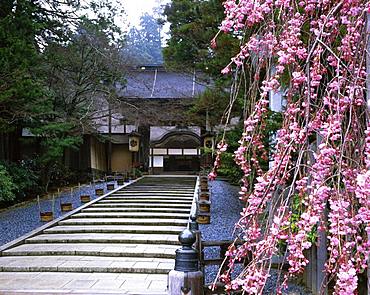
[0,176,197,294]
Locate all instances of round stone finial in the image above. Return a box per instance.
[189,213,199,231]
[178,229,196,247]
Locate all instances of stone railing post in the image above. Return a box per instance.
[168,229,203,295]
[189,214,200,248]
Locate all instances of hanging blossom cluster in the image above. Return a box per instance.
[210,0,370,294]
[209,141,228,180]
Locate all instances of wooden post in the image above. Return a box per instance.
[366,12,370,294]
[311,245,318,294]
[168,229,203,295]
[316,214,327,294]
[168,271,203,295]
[314,134,327,295]
[37,195,41,213]
[51,194,55,216]
[304,138,327,294]
[303,249,312,289]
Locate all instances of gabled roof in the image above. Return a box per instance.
[118,66,209,99]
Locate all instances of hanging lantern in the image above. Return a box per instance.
[129,131,141,152]
[203,132,215,150]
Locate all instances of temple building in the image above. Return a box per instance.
[59,65,212,176]
[17,65,215,177]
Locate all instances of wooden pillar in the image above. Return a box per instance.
[311,245,318,294]
[366,12,370,295]
[168,229,203,295]
[168,271,203,295]
[316,222,327,294]
[303,249,312,290]
[304,137,328,295]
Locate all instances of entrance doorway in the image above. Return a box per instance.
[164,156,200,172]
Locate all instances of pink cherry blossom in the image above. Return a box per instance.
[212,0,370,293]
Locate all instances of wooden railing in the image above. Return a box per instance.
[198,240,244,295]
[198,240,291,294]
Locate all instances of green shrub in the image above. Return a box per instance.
[218,151,243,185]
[0,164,16,202]
[3,160,40,200]
[135,168,143,177]
[40,160,76,191]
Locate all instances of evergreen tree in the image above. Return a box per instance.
[0,0,56,131]
[163,0,238,78]
[163,0,240,126]
[0,0,127,189]
[124,13,163,64]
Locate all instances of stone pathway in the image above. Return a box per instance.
[0,176,197,294]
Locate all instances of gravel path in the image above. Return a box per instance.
[200,178,312,295]
[0,181,122,247]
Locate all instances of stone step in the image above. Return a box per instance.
[124,191,193,194]
[91,203,192,208]
[0,255,174,274]
[105,196,193,201]
[127,184,194,187]
[81,207,191,214]
[111,192,194,196]
[44,225,185,235]
[71,212,189,219]
[0,272,168,294]
[97,199,193,204]
[25,233,180,245]
[121,190,194,193]
[3,243,179,259]
[59,218,188,226]
[0,176,196,294]
[129,183,194,185]
[121,187,194,190]
[122,184,194,191]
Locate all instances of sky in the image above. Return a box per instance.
[121,0,170,27]
[79,0,170,41]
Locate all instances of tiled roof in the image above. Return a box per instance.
[118,67,208,99]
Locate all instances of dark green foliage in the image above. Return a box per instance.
[1,160,41,202]
[0,0,50,131]
[218,152,244,185]
[163,0,238,77]
[0,0,82,131]
[0,0,128,197]
[42,161,77,188]
[217,125,244,185]
[33,122,83,162]
[132,168,143,178]
[163,0,241,126]
[188,87,230,126]
[0,164,16,202]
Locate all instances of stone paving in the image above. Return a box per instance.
[0,176,197,294]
